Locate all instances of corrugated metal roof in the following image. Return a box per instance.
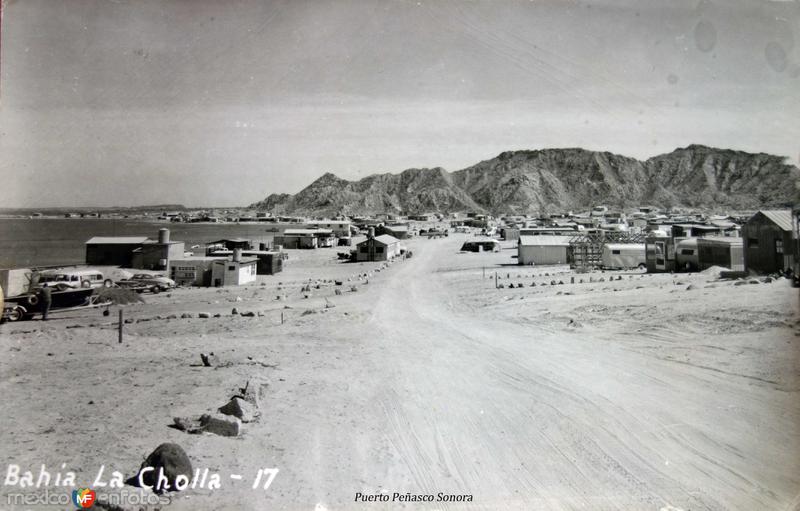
[373,234,400,245]
[757,210,793,231]
[696,236,743,245]
[86,236,149,245]
[519,235,571,246]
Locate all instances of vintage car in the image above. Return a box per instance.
[116,274,176,293]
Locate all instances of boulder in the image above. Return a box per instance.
[240,311,256,317]
[180,313,193,319]
[218,397,259,422]
[199,413,241,437]
[198,312,211,319]
[135,443,192,494]
[240,380,262,408]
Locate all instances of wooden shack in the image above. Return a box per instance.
[742,210,794,274]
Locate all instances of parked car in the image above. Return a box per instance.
[116,274,176,293]
[36,269,112,289]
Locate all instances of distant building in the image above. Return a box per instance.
[274,229,335,249]
[356,234,401,262]
[208,238,253,251]
[86,229,184,270]
[461,240,501,253]
[742,210,794,274]
[85,236,149,267]
[518,235,570,265]
[169,250,258,287]
[379,224,410,239]
[306,221,353,238]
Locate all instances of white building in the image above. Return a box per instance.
[518,235,571,265]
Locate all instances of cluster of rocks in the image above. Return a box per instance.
[173,378,263,438]
[499,274,635,289]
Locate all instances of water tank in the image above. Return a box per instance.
[368,227,375,239]
[158,228,170,244]
[233,248,243,262]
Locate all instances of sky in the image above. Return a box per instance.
[0,0,798,208]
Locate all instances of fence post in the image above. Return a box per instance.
[118,309,123,344]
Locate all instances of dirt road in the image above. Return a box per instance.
[284,239,800,510]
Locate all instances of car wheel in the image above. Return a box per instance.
[26,294,39,307]
[6,308,22,322]
[151,286,161,294]
[638,264,646,270]
[103,279,113,288]
[81,280,92,288]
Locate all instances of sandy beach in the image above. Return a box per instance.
[1,235,798,510]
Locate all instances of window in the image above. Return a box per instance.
[748,238,759,248]
[228,265,235,271]
[376,246,384,253]
[611,249,621,255]
[360,246,368,253]
[680,249,694,255]
[776,239,783,254]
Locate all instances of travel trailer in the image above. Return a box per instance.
[601,244,646,269]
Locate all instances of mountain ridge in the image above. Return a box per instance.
[250,145,800,215]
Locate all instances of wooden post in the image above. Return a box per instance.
[281,311,284,325]
[494,272,498,289]
[483,266,485,279]
[118,309,123,344]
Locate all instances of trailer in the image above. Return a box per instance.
[601,243,646,269]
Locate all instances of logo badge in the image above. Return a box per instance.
[72,488,96,508]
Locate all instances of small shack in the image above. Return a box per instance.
[244,251,283,275]
[518,235,570,265]
[742,210,794,274]
[211,251,258,287]
[356,234,401,262]
[697,237,744,272]
[460,240,501,253]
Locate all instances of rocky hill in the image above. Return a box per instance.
[250,145,800,215]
